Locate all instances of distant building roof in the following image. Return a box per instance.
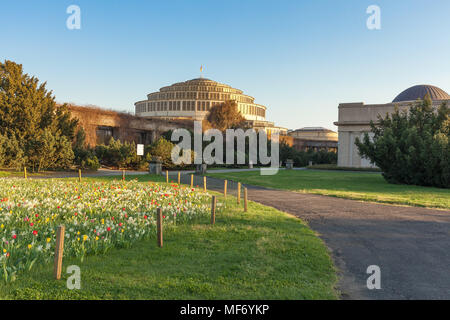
[293,127,335,133]
[393,85,450,102]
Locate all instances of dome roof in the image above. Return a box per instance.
[159,78,244,94]
[393,85,450,102]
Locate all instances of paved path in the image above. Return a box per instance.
[185,175,450,300]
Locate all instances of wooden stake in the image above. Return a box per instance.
[237,182,241,204]
[166,170,169,183]
[203,176,207,192]
[78,169,82,183]
[211,196,216,225]
[54,225,65,280]
[223,180,227,198]
[244,187,248,212]
[122,169,125,181]
[177,171,181,184]
[190,174,194,189]
[24,167,27,180]
[157,208,163,248]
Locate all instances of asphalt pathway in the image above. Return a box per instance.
[184,174,450,300]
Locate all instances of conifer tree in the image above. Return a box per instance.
[355,95,449,188]
[0,60,77,171]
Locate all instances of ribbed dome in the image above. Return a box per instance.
[159,78,244,94]
[393,85,450,102]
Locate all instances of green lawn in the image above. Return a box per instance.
[0,176,337,300]
[207,170,450,209]
[0,170,37,178]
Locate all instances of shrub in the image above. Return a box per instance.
[94,138,145,169]
[148,137,176,169]
[355,97,450,188]
[280,141,337,167]
[25,129,74,171]
[74,147,100,170]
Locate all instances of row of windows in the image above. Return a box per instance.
[162,85,239,94]
[136,104,147,113]
[148,90,254,103]
[148,91,251,102]
[138,100,215,112]
[239,104,265,117]
[137,101,266,117]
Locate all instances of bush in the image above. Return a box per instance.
[25,129,74,171]
[355,97,450,188]
[94,138,146,170]
[280,141,337,167]
[148,137,176,169]
[74,147,100,170]
[82,155,100,171]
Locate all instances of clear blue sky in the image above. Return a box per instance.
[1,0,450,130]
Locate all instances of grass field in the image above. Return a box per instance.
[0,175,337,300]
[207,170,450,209]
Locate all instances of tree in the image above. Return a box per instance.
[0,60,77,171]
[0,133,24,168]
[355,96,450,188]
[148,137,176,169]
[205,100,248,131]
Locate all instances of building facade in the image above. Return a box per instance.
[288,127,338,152]
[67,105,193,147]
[135,78,287,134]
[334,85,450,168]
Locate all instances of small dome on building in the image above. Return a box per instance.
[392,85,450,102]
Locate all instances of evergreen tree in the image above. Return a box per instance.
[0,60,77,171]
[355,96,450,188]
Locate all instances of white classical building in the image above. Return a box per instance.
[135,77,287,135]
[334,85,450,168]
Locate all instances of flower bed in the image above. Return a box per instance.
[0,178,211,281]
